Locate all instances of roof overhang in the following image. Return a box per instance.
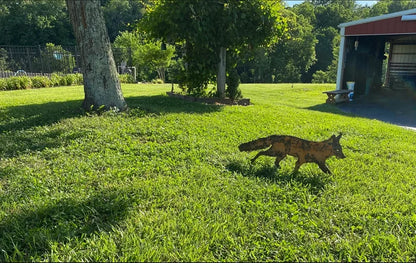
[339,8,416,36]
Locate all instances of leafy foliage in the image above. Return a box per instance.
[289,1,353,82]
[35,43,76,74]
[1,0,416,84]
[0,0,147,46]
[140,0,285,95]
[271,9,317,83]
[312,34,340,83]
[0,0,74,46]
[31,76,52,88]
[226,68,242,100]
[102,0,147,42]
[118,73,136,83]
[114,31,175,82]
[0,74,83,91]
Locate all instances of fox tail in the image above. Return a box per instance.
[238,135,277,152]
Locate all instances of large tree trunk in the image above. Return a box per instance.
[217,47,226,98]
[66,0,127,111]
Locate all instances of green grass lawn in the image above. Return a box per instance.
[1,83,416,261]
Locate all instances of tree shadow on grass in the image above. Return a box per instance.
[226,160,331,195]
[0,126,92,158]
[0,100,84,133]
[126,95,224,115]
[0,187,134,261]
[0,100,89,158]
[1,95,222,134]
[0,95,222,159]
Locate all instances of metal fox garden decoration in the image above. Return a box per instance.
[239,134,346,174]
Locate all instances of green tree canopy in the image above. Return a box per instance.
[114,31,175,82]
[271,9,317,83]
[0,0,74,45]
[290,0,354,82]
[369,0,416,16]
[0,0,148,46]
[102,0,148,42]
[140,0,285,96]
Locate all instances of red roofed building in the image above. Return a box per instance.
[336,8,416,95]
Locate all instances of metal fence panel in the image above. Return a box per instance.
[0,45,131,77]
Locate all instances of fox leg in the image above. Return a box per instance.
[274,153,286,168]
[292,158,305,174]
[250,147,275,164]
[317,162,332,174]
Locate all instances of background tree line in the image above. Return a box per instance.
[1,0,416,85]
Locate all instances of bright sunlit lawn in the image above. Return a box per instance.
[1,83,416,261]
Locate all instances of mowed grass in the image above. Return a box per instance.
[1,83,416,261]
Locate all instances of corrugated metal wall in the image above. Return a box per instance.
[388,44,416,88]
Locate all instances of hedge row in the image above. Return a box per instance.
[0,73,138,91]
[0,73,83,91]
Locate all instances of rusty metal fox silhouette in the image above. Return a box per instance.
[239,134,346,174]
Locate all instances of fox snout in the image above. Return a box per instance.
[337,152,346,159]
[332,134,346,159]
[333,145,346,159]
[335,150,346,159]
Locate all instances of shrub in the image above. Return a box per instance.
[50,73,61,87]
[6,76,32,90]
[5,77,20,90]
[312,70,328,83]
[64,74,76,85]
[68,73,83,85]
[74,73,83,85]
[0,73,83,91]
[51,73,84,87]
[226,69,242,100]
[151,78,164,84]
[18,76,32,89]
[0,78,6,90]
[31,76,52,88]
[166,58,185,84]
[119,73,135,83]
[59,75,68,86]
[0,73,83,90]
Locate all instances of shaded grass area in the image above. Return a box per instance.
[1,83,416,261]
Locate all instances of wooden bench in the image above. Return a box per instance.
[323,89,350,104]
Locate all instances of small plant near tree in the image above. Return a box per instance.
[226,69,242,101]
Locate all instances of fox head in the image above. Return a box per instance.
[329,134,346,159]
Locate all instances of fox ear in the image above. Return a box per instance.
[337,133,343,140]
[330,135,336,140]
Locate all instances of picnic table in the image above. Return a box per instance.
[323,89,350,104]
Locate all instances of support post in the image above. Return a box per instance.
[336,27,346,91]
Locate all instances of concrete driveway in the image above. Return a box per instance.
[337,89,416,131]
